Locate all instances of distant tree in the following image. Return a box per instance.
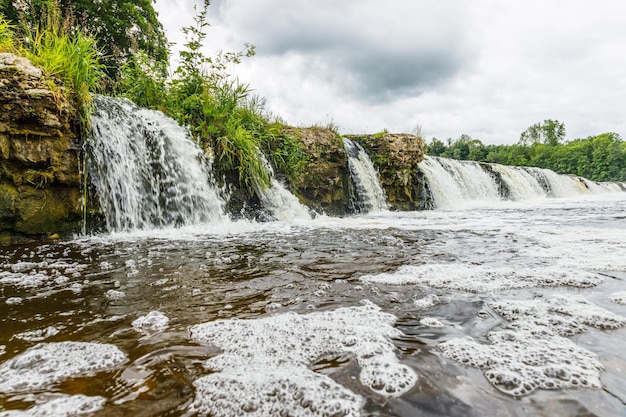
[519,119,566,146]
[426,138,446,156]
[0,0,169,84]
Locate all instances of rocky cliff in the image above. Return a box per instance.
[285,128,426,214]
[346,133,426,210]
[0,53,82,242]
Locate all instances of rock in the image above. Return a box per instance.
[0,53,82,241]
[346,133,426,210]
[283,126,354,215]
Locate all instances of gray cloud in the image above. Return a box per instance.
[213,0,473,101]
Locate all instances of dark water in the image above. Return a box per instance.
[1,195,625,416]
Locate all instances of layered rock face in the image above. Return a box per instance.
[346,133,426,210]
[0,53,82,241]
[284,126,354,215]
[286,128,426,214]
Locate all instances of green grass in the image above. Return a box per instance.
[0,14,15,52]
[22,9,105,129]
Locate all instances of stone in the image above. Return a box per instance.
[0,53,82,240]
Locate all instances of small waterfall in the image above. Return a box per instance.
[86,96,227,231]
[255,155,311,222]
[417,156,502,208]
[344,138,388,212]
[418,156,623,209]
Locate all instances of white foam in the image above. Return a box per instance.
[132,311,170,333]
[6,297,23,305]
[490,296,625,336]
[0,342,128,394]
[609,291,626,305]
[105,289,126,300]
[439,326,604,396]
[420,317,445,328]
[13,326,60,342]
[188,301,416,416]
[413,294,441,309]
[361,264,602,292]
[0,394,106,416]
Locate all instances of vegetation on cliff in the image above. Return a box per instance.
[0,0,168,83]
[115,2,308,194]
[0,8,105,131]
[427,120,626,182]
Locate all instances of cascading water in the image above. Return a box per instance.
[344,138,388,212]
[254,154,311,222]
[418,155,622,209]
[86,96,227,231]
[417,156,502,208]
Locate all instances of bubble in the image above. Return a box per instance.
[361,264,603,293]
[609,291,626,305]
[490,296,625,336]
[132,311,170,333]
[439,326,604,396]
[188,301,417,416]
[0,342,128,394]
[0,394,106,416]
[106,289,126,301]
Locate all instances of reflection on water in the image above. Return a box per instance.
[1,195,626,416]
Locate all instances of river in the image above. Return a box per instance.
[1,193,625,416]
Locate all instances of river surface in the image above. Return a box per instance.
[1,194,625,416]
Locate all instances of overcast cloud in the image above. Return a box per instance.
[155,0,626,144]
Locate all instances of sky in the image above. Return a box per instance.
[153,0,626,145]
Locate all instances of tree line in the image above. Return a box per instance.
[427,120,626,182]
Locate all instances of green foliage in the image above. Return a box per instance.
[426,130,626,182]
[20,5,105,129]
[519,119,566,146]
[0,13,15,51]
[115,1,305,194]
[1,0,168,84]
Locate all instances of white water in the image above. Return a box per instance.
[418,156,622,209]
[87,96,227,231]
[254,154,312,222]
[344,138,388,212]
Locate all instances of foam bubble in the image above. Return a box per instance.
[490,296,625,336]
[0,342,128,394]
[132,311,170,332]
[420,317,445,327]
[188,301,416,416]
[414,294,441,309]
[190,367,363,417]
[609,291,626,305]
[6,297,23,305]
[439,326,604,396]
[0,394,106,416]
[105,289,126,300]
[14,326,60,342]
[361,264,602,292]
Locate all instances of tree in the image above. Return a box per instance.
[0,0,169,84]
[519,119,565,146]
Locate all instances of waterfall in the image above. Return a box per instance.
[418,156,622,209]
[86,96,227,231]
[417,156,502,208]
[344,138,388,212]
[254,155,311,222]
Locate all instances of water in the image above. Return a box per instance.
[344,138,389,212]
[254,155,312,222]
[417,156,621,208]
[1,193,625,416]
[86,96,227,231]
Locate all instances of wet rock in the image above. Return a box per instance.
[346,133,425,210]
[283,126,354,215]
[0,53,82,241]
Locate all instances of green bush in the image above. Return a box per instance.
[0,14,15,52]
